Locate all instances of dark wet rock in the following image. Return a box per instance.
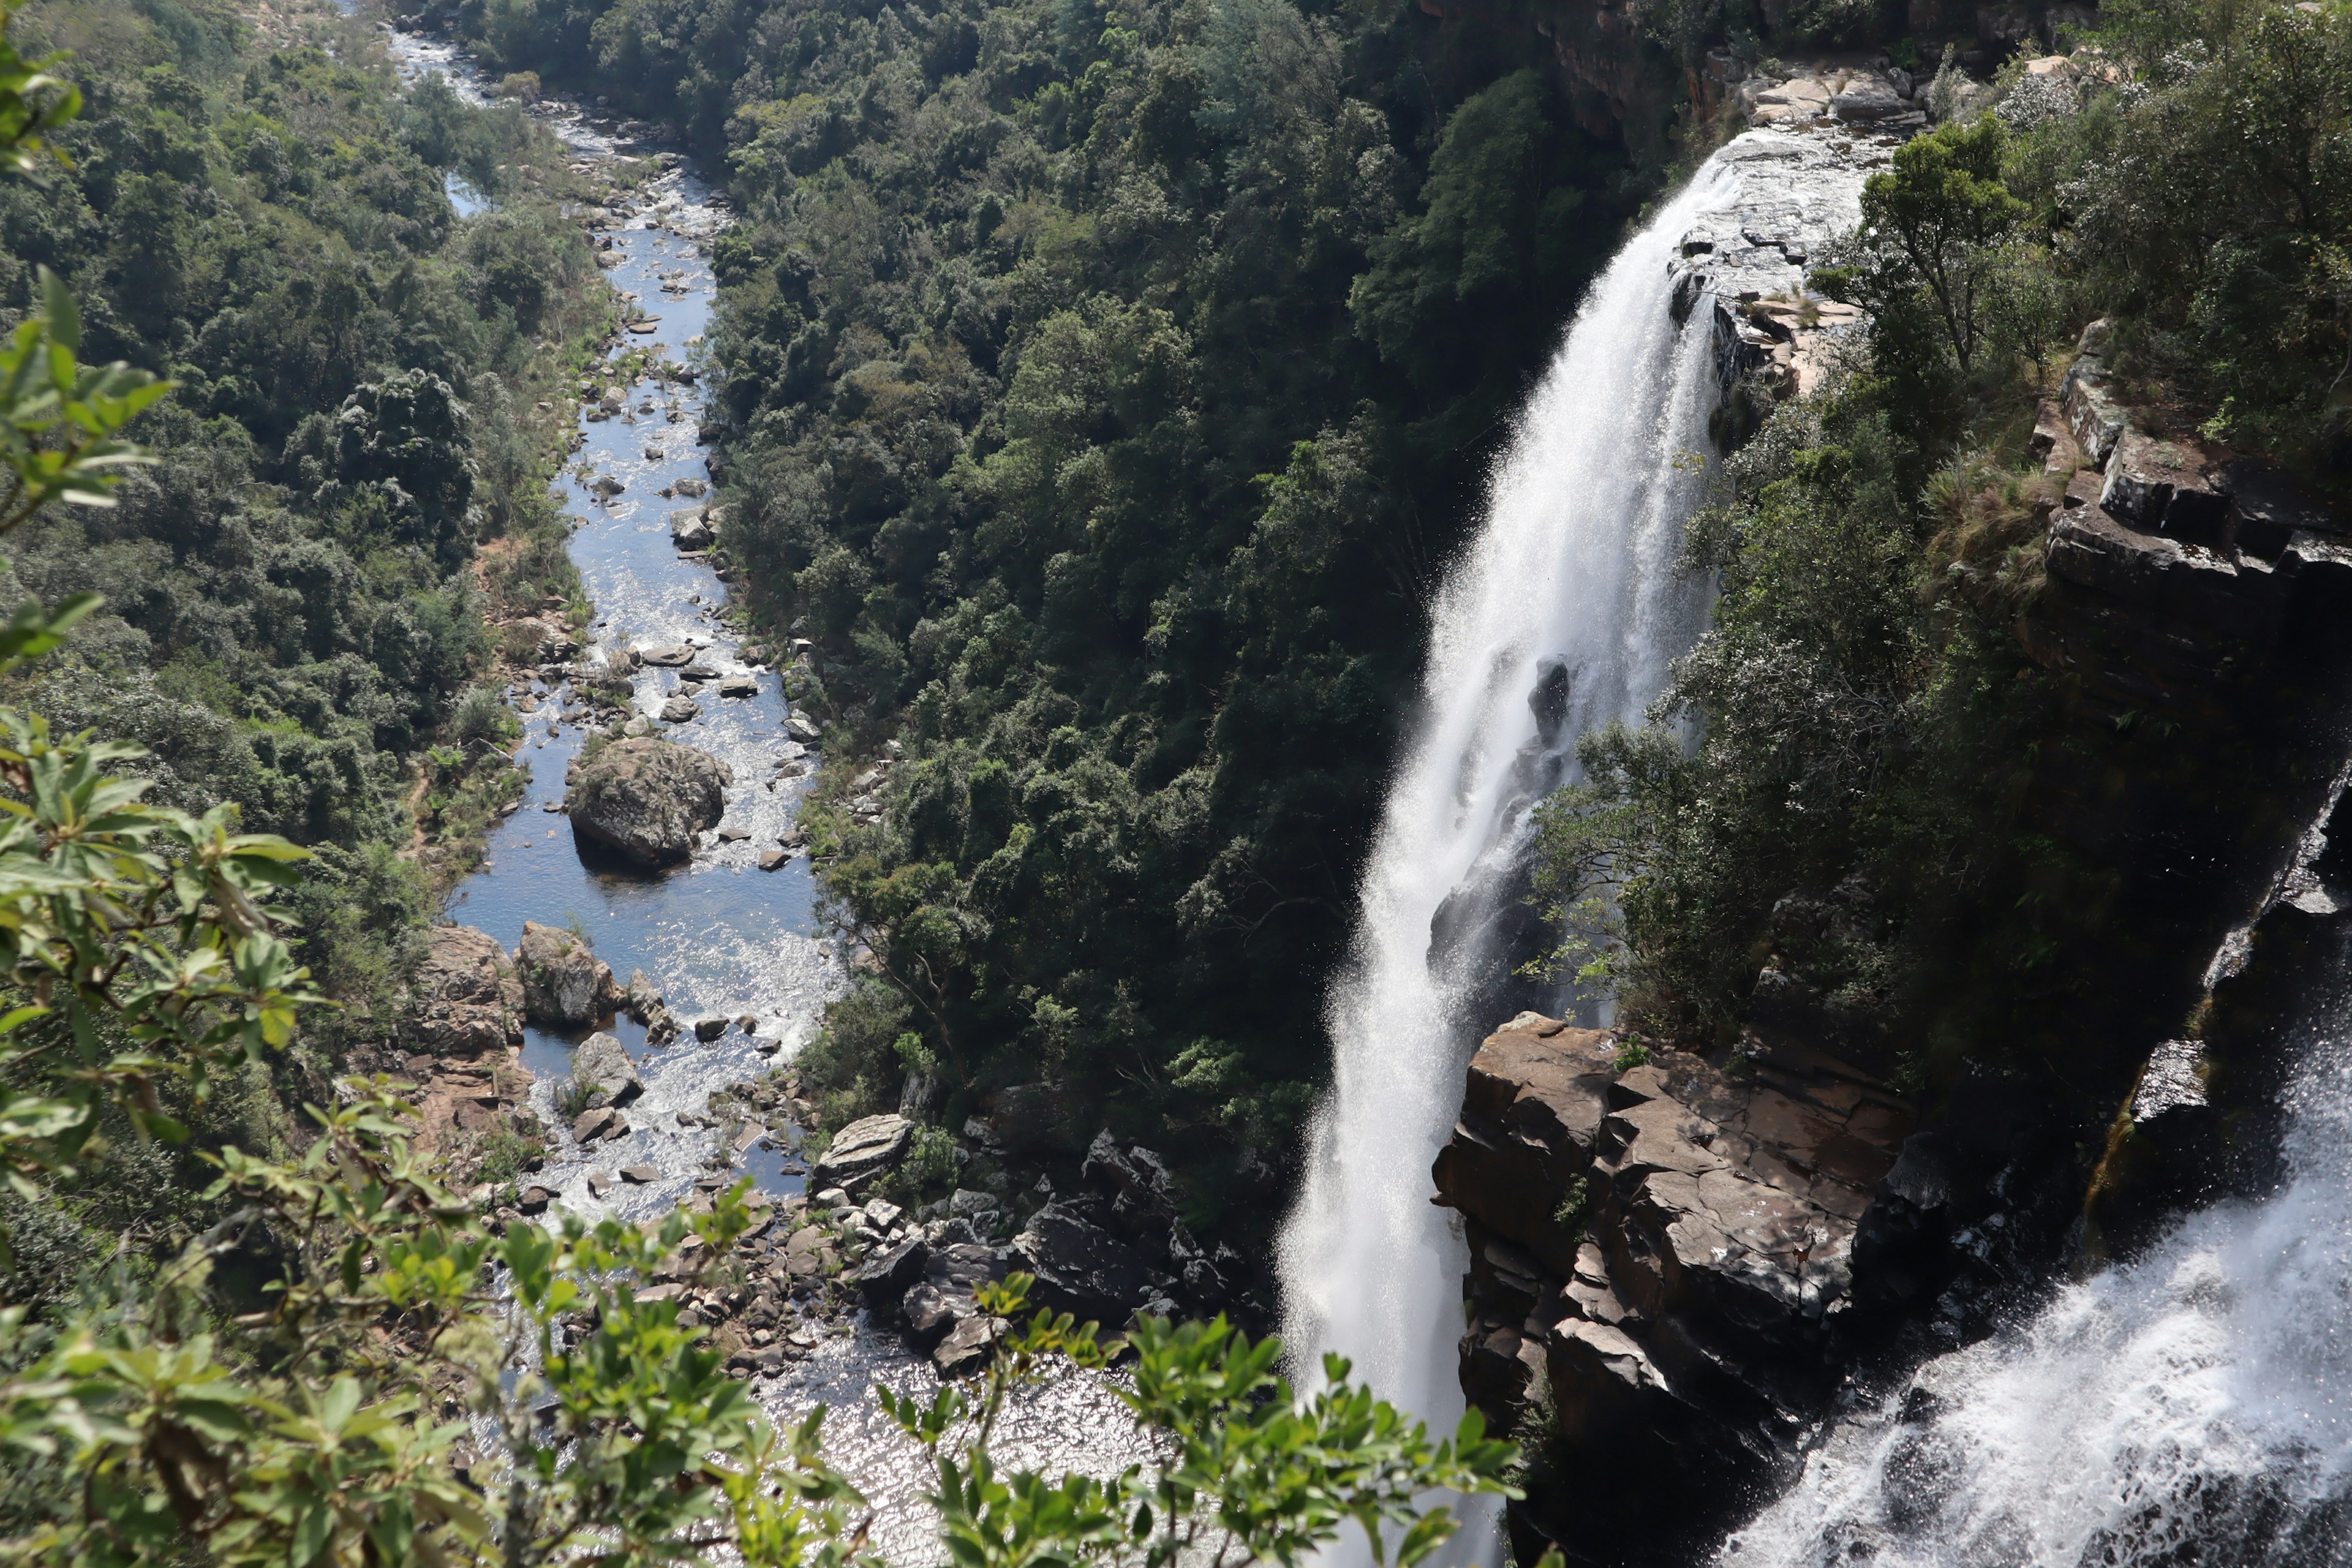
[1012,1202,1153,1324]
[518,1186,554,1213]
[932,1314,1005,1376]
[570,1031,643,1109]
[811,1113,912,1187]
[516,920,623,1025]
[404,925,524,1057]
[693,1016,728,1042]
[567,737,731,867]
[1435,1011,1915,1560]
[850,1235,929,1303]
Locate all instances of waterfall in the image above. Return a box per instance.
[1275,141,1758,1491]
[1718,965,2352,1564]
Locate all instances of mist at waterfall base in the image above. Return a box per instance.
[1720,1001,2352,1564]
[1273,146,1743,1544]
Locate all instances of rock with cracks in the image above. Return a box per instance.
[404,925,524,1057]
[516,920,623,1025]
[567,737,731,867]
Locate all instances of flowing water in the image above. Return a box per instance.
[1719,885,2352,1565]
[372,23,1163,1558]
[1273,127,1871,1548]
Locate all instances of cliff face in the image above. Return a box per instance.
[1436,320,2352,1564]
[1434,1016,1915,1562]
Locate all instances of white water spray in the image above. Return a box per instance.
[1721,969,2352,1566]
[1275,129,1853,1491]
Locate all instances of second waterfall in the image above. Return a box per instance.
[1276,127,1871,1496]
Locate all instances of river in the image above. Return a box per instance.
[372,19,1158,1559]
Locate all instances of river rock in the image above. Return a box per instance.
[693,1016,728,1041]
[568,1031,643,1109]
[637,644,696,667]
[785,714,821,744]
[567,737,732,867]
[1831,77,1904,119]
[1011,1202,1152,1323]
[404,924,524,1057]
[718,675,758,698]
[660,696,701,723]
[669,509,715,550]
[515,919,623,1025]
[932,1314,1005,1377]
[811,1113,913,1188]
[850,1235,930,1303]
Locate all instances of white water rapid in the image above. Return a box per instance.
[1276,126,1869,1544]
[1721,960,2352,1564]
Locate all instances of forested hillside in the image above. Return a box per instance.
[3,0,602,1029]
[0,0,603,1308]
[457,0,1672,1221]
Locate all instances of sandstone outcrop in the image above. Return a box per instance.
[404,924,525,1057]
[1434,1011,1912,1560]
[515,919,624,1025]
[567,737,731,866]
[810,1113,913,1188]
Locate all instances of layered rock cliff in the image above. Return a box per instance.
[1438,318,2352,1564]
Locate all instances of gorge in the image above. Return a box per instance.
[2,0,2351,1564]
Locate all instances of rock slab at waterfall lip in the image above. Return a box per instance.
[566,736,731,866]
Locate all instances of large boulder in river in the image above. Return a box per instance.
[404,925,524,1057]
[568,1030,643,1109]
[516,919,624,1025]
[567,737,731,867]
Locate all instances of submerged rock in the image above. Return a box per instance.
[567,737,731,867]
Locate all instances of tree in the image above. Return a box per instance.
[0,19,1531,1568]
[1812,116,2027,379]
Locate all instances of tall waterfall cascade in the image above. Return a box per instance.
[1275,126,1874,1496]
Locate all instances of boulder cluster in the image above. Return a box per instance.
[1433,1012,1915,1562]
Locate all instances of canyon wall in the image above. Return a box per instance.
[1435,320,2352,1564]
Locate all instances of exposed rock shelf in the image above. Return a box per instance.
[1434,1012,1913,1561]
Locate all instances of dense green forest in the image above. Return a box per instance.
[454,0,1672,1221]
[1536,0,2352,1096]
[0,0,603,1304]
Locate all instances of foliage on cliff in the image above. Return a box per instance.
[459,0,1660,1207]
[0,0,606,1010]
[1536,0,2352,1083]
